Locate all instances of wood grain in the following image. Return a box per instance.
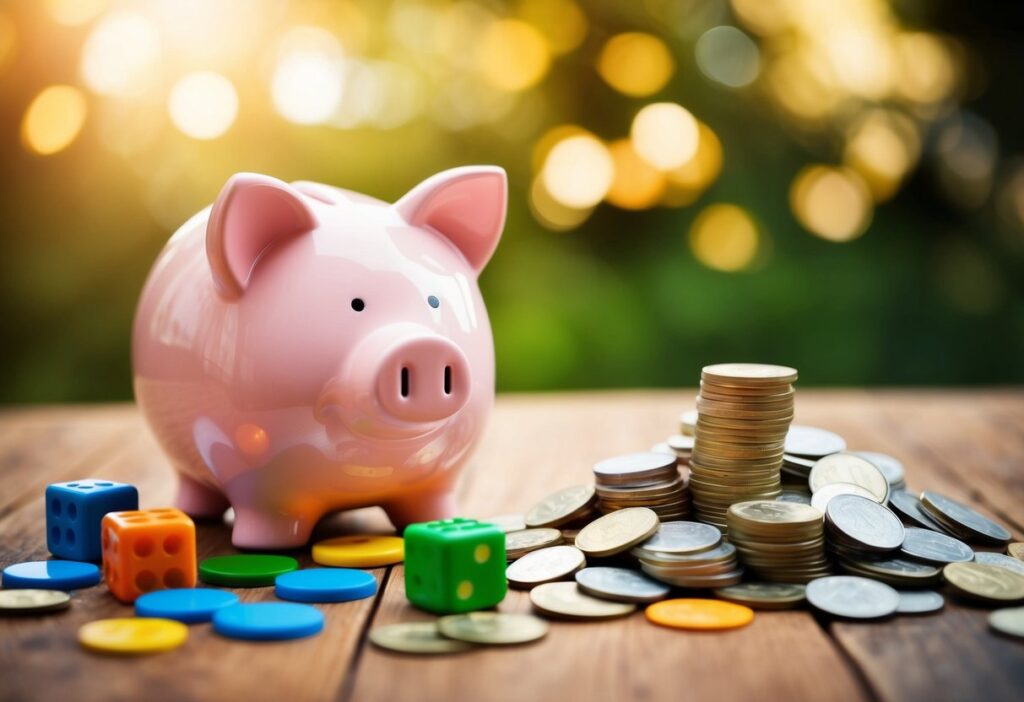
[0,391,1022,702]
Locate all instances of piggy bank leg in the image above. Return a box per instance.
[384,491,457,530]
[175,473,230,519]
[231,507,317,550]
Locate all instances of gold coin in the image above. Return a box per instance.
[943,562,1024,603]
[505,545,586,588]
[728,500,822,528]
[369,622,476,654]
[680,410,699,436]
[0,589,71,613]
[505,528,563,559]
[575,507,660,557]
[525,485,597,528]
[437,612,548,645]
[809,453,889,502]
[645,598,754,630]
[529,581,636,620]
[1009,543,1024,561]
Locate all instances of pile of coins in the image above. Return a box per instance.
[593,452,690,521]
[632,521,743,588]
[726,501,830,583]
[689,364,797,531]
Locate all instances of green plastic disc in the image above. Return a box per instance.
[199,555,299,587]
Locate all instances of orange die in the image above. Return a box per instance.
[101,508,197,603]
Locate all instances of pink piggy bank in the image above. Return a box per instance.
[132,166,507,548]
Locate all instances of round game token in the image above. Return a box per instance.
[199,555,299,587]
[78,617,188,655]
[311,536,404,568]
[645,598,754,631]
[135,588,240,623]
[0,589,71,614]
[275,568,377,603]
[212,602,324,641]
[2,560,101,591]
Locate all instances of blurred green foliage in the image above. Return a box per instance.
[0,0,1022,404]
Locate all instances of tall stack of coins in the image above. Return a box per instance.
[593,453,691,521]
[726,501,830,583]
[690,364,797,531]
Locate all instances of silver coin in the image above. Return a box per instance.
[850,451,905,488]
[593,452,677,480]
[920,491,1011,544]
[505,545,586,588]
[888,490,949,532]
[896,590,944,615]
[841,555,942,580]
[575,567,670,603]
[785,425,846,458]
[650,442,675,456]
[989,607,1024,639]
[634,521,721,554]
[810,483,878,513]
[634,541,737,564]
[713,582,806,609]
[826,495,905,551]
[974,552,1024,577]
[806,575,899,619]
[899,527,974,564]
[0,589,71,613]
[776,490,812,505]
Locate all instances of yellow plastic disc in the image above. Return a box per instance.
[78,618,188,654]
[645,598,754,631]
[312,535,404,567]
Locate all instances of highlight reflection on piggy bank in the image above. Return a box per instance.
[132,166,506,548]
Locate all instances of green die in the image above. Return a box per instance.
[404,518,507,614]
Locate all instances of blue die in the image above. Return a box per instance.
[46,479,138,562]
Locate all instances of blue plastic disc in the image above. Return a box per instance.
[2,560,101,590]
[212,602,324,641]
[275,568,377,603]
[135,588,240,623]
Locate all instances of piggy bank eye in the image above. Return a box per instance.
[427,295,440,309]
[351,298,365,312]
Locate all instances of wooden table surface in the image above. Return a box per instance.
[1,390,1023,702]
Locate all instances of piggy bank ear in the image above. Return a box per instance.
[206,173,318,298]
[394,166,507,273]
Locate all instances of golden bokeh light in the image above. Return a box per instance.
[477,19,551,92]
[605,139,666,210]
[790,165,873,242]
[541,133,614,209]
[695,26,760,88]
[597,33,675,97]
[80,11,161,96]
[532,124,588,172]
[21,85,88,156]
[689,204,760,272]
[46,0,108,27]
[168,71,238,140]
[272,26,345,125]
[843,110,920,201]
[529,175,593,231]
[663,122,724,207]
[729,0,791,37]
[765,53,841,122]
[894,32,958,105]
[631,102,699,171]
[519,0,588,56]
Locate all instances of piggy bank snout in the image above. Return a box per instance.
[376,335,471,423]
